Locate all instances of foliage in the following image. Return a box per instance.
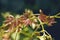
[0,9,60,40]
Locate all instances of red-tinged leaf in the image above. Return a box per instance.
[47,18,56,26]
[38,13,47,22]
[38,13,56,26]
[23,19,31,26]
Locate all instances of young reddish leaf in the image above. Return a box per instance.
[38,13,47,22]
[47,17,56,26]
